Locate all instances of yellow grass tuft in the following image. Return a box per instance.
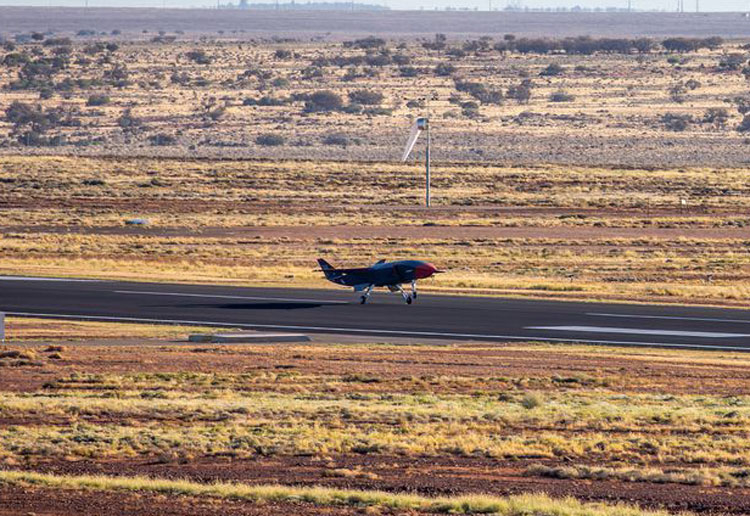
[0,469,675,516]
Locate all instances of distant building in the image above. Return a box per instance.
[231,1,388,9]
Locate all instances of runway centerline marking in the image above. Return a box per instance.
[588,312,750,324]
[113,290,348,305]
[7,311,750,352]
[527,325,750,338]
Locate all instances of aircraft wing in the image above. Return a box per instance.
[328,267,372,275]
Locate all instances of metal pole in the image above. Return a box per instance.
[0,312,5,345]
[425,119,431,208]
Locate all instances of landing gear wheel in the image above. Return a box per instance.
[360,296,367,304]
[406,296,413,305]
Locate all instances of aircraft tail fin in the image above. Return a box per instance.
[317,258,337,281]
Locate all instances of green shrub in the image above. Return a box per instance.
[434,62,456,76]
[256,133,285,146]
[348,89,383,105]
[321,133,350,146]
[86,94,110,107]
[549,90,575,102]
[540,63,565,76]
[304,90,343,113]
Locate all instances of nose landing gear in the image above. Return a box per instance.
[394,285,414,305]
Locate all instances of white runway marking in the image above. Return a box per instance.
[0,276,99,282]
[588,312,750,325]
[7,312,750,351]
[527,325,750,339]
[114,290,348,305]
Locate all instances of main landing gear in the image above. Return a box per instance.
[359,284,375,304]
[358,283,418,305]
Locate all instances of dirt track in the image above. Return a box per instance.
[6,223,750,241]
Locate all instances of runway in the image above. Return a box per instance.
[3,276,750,350]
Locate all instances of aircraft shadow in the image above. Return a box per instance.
[166,302,329,310]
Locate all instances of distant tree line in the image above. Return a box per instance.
[490,35,724,55]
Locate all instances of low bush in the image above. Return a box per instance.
[321,132,350,146]
[540,63,565,76]
[662,112,693,131]
[86,94,110,107]
[255,133,285,146]
[348,89,383,105]
[549,90,575,102]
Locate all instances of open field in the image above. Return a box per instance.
[2,317,750,514]
[1,27,750,165]
[3,15,750,306]
[4,11,750,516]
[3,8,750,38]
[5,156,750,305]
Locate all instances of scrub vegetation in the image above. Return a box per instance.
[4,156,750,305]
[2,318,750,514]
[0,470,673,516]
[4,17,750,516]
[1,30,750,166]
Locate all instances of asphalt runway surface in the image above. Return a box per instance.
[3,276,750,351]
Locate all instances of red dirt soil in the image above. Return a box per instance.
[0,485,360,516]
[2,341,750,395]
[11,455,750,515]
[3,341,750,515]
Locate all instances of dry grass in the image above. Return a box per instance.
[4,316,228,341]
[1,317,749,513]
[4,156,750,304]
[0,35,749,166]
[0,469,673,516]
[1,319,749,468]
[525,464,750,488]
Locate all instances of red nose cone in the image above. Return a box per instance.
[415,263,438,279]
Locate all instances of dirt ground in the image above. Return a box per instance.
[12,455,750,515]
[2,21,750,167]
[7,220,750,240]
[3,337,750,395]
[0,484,358,516]
[3,321,750,515]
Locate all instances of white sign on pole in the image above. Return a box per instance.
[0,312,4,344]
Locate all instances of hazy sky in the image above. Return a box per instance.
[0,0,748,11]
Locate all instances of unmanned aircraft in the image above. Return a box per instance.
[317,258,442,304]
